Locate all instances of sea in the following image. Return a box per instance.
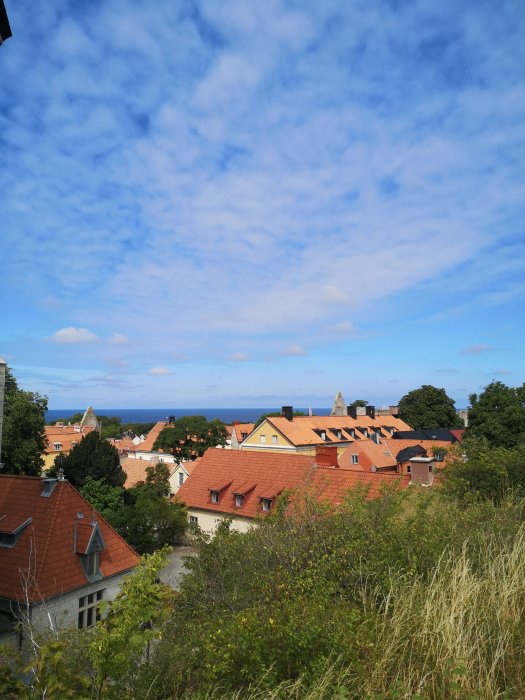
[45,407,332,425]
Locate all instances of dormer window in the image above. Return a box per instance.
[361,429,368,438]
[75,521,106,582]
[211,491,220,504]
[261,498,272,512]
[351,454,359,464]
[241,432,247,440]
[235,494,244,508]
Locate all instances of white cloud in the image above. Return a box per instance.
[281,344,306,357]
[147,366,172,375]
[228,352,249,362]
[48,327,99,344]
[109,332,128,346]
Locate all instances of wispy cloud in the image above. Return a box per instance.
[281,344,307,357]
[460,344,497,356]
[228,352,249,362]
[436,367,459,374]
[147,367,172,376]
[492,368,512,376]
[48,327,99,344]
[1,0,524,406]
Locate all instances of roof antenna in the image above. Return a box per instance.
[57,468,65,481]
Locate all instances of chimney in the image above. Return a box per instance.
[409,457,435,486]
[282,406,293,421]
[315,446,339,468]
[366,405,376,419]
[41,477,59,497]
[347,405,357,419]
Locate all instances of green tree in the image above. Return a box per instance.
[349,399,368,407]
[110,483,187,554]
[80,478,125,520]
[53,431,125,489]
[153,416,227,464]
[398,385,461,430]
[466,381,525,448]
[1,365,47,476]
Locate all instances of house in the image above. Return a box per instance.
[240,405,411,456]
[339,437,453,475]
[175,447,410,534]
[128,421,177,465]
[107,435,138,455]
[43,424,96,470]
[0,474,140,653]
[226,422,255,450]
[120,456,199,495]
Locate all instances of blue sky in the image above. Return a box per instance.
[1,0,524,410]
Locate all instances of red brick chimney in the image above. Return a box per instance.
[315,446,339,468]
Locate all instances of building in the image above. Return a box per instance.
[43,423,96,470]
[120,456,198,495]
[226,422,255,450]
[0,474,140,653]
[176,447,410,534]
[339,437,453,475]
[240,406,411,456]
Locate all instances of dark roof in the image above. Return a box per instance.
[396,445,426,463]
[392,429,458,442]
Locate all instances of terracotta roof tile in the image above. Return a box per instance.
[134,421,170,452]
[0,475,140,603]
[176,448,409,519]
[257,415,412,447]
[44,425,95,454]
[338,439,398,471]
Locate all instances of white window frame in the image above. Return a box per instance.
[178,472,184,487]
[235,494,243,508]
[261,498,272,512]
[211,491,219,504]
[260,434,266,444]
[351,454,359,464]
[189,515,198,524]
[54,443,62,451]
[78,589,104,629]
[271,435,278,444]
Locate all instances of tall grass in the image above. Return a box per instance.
[365,527,525,698]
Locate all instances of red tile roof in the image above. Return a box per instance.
[176,448,409,519]
[108,436,137,453]
[44,425,95,454]
[338,439,398,471]
[0,475,140,602]
[120,457,158,488]
[134,421,170,452]
[256,415,412,447]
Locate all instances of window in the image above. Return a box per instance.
[85,551,100,578]
[320,431,326,440]
[241,432,247,440]
[71,441,77,447]
[361,429,368,438]
[211,491,219,504]
[351,454,359,464]
[406,465,411,474]
[260,434,266,444]
[261,498,272,512]
[78,589,104,629]
[271,435,278,444]
[178,472,184,487]
[189,515,198,524]
[54,442,62,451]
[235,494,244,508]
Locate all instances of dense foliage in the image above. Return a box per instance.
[466,381,525,448]
[254,410,306,427]
[153,415,228,463]
[1,365,47,476]
[8,470,525,699]
[78,464,187,554]
[51,431,125,488]
[398,384,461,430]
